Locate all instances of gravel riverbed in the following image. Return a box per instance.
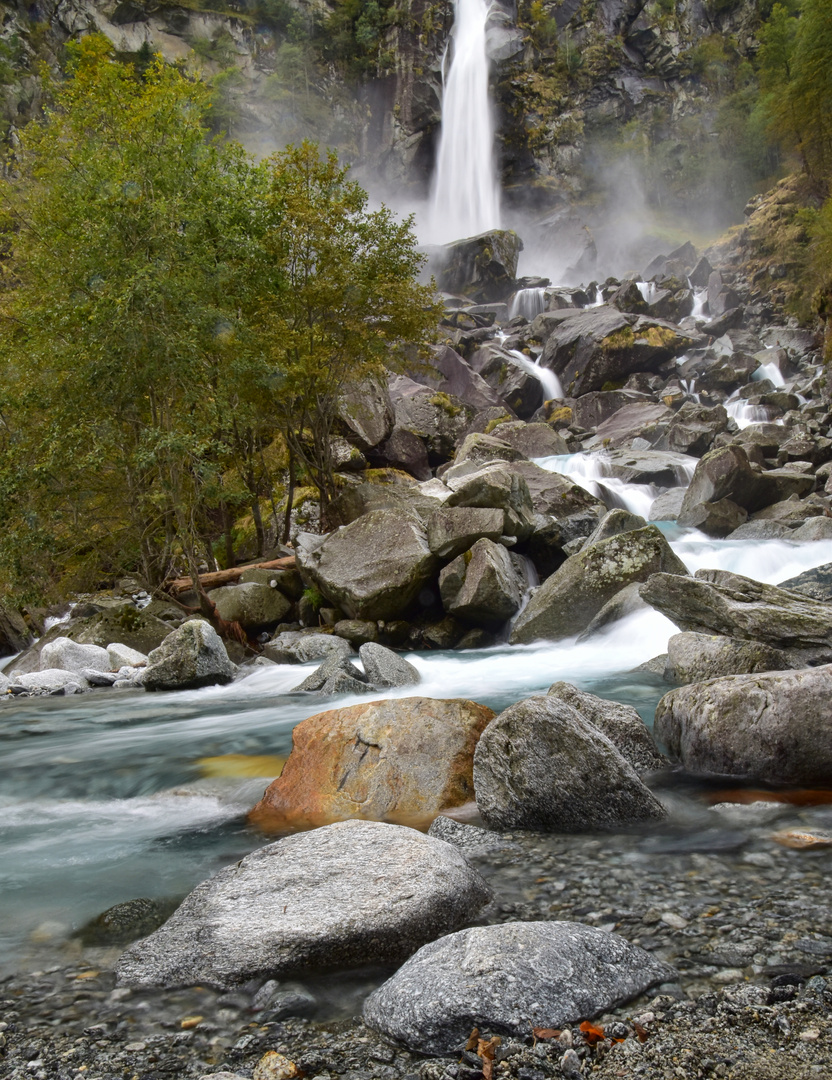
[3,797,831,1080]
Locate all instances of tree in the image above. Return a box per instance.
[256,140,441,532]
[0,36,281,599]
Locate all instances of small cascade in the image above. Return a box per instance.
[636,281,660,305]
[689,287,707,319]
[508,287,547,321]
[429,0,501,241]
[535,451,695,518]
[724,391,783,430]
[753,360,786,388]
[507,348,564,400]
[679,377,700,403]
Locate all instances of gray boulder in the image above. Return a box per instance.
[40,637,110,675]
[445,464,535,539]
[654,402,729,457]
[359,642,420,688]
[591,449,698,486]
[453,431,525,468]
[546,682,667,773]
[332,619,378,647]
[582,508,647,548]
[427,506,505,560]
[115,820,492,989]
[512,460,605,520]
[12,668,89,694]
[649,488,685,521]
[363,921,675,1055]
[264,632,353,665]
[296,509,437,621]
[439,539,523,628]
[491,421,568,458]
[426,816,520,856]
[640,569,832,652]
[389,376,475,463]
[107,643,148,669]
[211,583,291,631]
[337,373,395,451]
[778,562,832,601]
[0,600,33,655]
[585,401,675,450]
[291,652,370,695]
[434,230,523,303]
[665,632,791,684]
[468,344,544,418]
[142,620,235,692]
[371,427,432,481]
[473,696,667,831]
[510,526,688,645]
[540,307,692,396]
[579,580,649,636]
[417,345,507,412]
[655,664,832,785]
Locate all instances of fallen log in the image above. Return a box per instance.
[163,556,297,597]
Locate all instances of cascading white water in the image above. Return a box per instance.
[508,287,547,321]
[507,348,564,400]
[429,0,501,241]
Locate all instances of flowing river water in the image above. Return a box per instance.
[3,456,832,983]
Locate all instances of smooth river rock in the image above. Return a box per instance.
[249,697,495,830]
[39,637,111,675]
[116,820,491,989]
[296,509,437,621]
[655,664,832,785]
[473,696,666,831]
[358,642,420,688]
[363,921,676,1054]
[665,632,791,683]
[510,525,687,644]
[142,620,235,691]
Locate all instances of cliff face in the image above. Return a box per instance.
[0,0,766,219]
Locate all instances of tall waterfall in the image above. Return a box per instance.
[429,0,501,242]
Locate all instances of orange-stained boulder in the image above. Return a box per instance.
[249,696,495,831]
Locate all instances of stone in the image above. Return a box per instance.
[82,668,119,686]
[252,1052,300,1080]
[540,307,692,397]
[439,538,523,628]
[337,373,394,451]
[426,505,505,559]
[116,819,492,989]
[238,569,304,601]
[358,642,420,688]
[12,668,89,693]
[778,562,832,601]
[681,497,748,537]
[434,230,523,303]
[331,620,379,647]
[74,605,175,656]
[211,583,292,631]
[445,463,535,539]
[389,377,474,464]
[468,344,544,418]
[728,521,793,540]
[510,526,688,644]
[491,420,568,458]
[473,696,667,831]
[0,670,10,693]
[291,653,369,694]
[142,620,235,692]
[107,643,148,669]
[296,509,437,621]
[678,445,765,529]
[426,815,520,855]
[78,898,176,946]
[640,569,832,651]
[587,401,675,450]
[421,344,510,411]
[370,426,431,481]
[0,601,33,655]
[654,402,729,457]
[570,389,652,430]
[655,665,832,785]
[582,508,647,548]
[264,632,353,665]
[545,682,667,773]
[39,637,110,675]
[453,431,526,468]
[512,461,604,520]
[363,921,676,1055]
[249,697,495,830]
[791,517,832,541]
[665,632,791,683]
[649,488,685,521]
[590,449,698,487]
[579,580,649,636]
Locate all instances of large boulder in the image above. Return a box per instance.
[540,308,692,396]
[439,539,523,628]
[142,620,235,691]
[434,230,523,303]
[264,631,353,665]
[363,921,675,1055]
[74,605,176,656]
[640,569,832,652]
[654,402,729,457]
[587,401,675,450]
[418,345,507,411]
[665,632,791,684]
[337,373,395,450]
[546,682,667,773]
[473,696,666,831]
[389,376,475,463]
[655,665,832,785]
[11,668,89,694]
[39,636,110,675]
[249,697,494,830]
[426,506,505,560]
[296,510,437,621]
[778,562,832,602]
[211,583,292,631]
[370,426,432,481]
[512,461,605,520]
[358,642,420,688]
[453,431,526,469]
[467,343,544,417]
[0,601,33,655]
[492,420,569,458]
[510,526,688,644]
[445,464,536,539]
[116,820,492,989]
[590,449,697,486]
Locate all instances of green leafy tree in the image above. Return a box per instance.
[256,141,441,531]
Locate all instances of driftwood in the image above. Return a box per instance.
[163,556,296,597]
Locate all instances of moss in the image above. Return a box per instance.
[484,414,514,434]
[601,327,636,351]
[600,380,626,392]
[636,325,685,349]
[548,405,572,425]
[430,392,462,417]
[364,468,415,485]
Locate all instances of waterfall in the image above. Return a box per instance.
[429,0,501,242]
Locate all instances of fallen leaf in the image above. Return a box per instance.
[180,1015,203,1030]
[532,1027,561,1040]
[477,1035,500,1080]
[196,753,286,778]
[465,1027,480,1051]
[633,1022,650,1043]
[579,1020,605,1045]
[74,971,100,980]
[772,829,832,850]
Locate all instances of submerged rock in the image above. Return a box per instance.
[249,696,494,830]
[510,525,687,644]
[142,620,235,692]
[116,820,491,989]
[363,921,676,1054]
[473,695,666,831]
[655,664,832,785]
